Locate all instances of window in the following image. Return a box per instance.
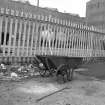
[6,33,9,45]
[1,32,4,45]
[41,38,43,47]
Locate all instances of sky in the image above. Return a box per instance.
[28,0,90,17]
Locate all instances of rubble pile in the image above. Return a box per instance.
[0,63,39,81]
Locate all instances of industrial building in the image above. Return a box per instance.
[86,0,105,29]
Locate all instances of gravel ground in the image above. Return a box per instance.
[0,72,105,105]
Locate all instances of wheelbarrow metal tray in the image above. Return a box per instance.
[36,55,83,70]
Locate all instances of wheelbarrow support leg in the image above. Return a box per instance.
[67,68,74,81]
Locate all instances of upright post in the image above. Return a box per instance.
[37,0,39,7]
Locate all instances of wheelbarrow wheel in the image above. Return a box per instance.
[56,64,68,82]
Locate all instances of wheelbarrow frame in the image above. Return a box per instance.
[34,55,83,81]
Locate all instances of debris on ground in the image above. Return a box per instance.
[0,63,40,81]
[0,63,7,75]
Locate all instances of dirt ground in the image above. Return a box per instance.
[80,62,105,79]
[0,72,105,105]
